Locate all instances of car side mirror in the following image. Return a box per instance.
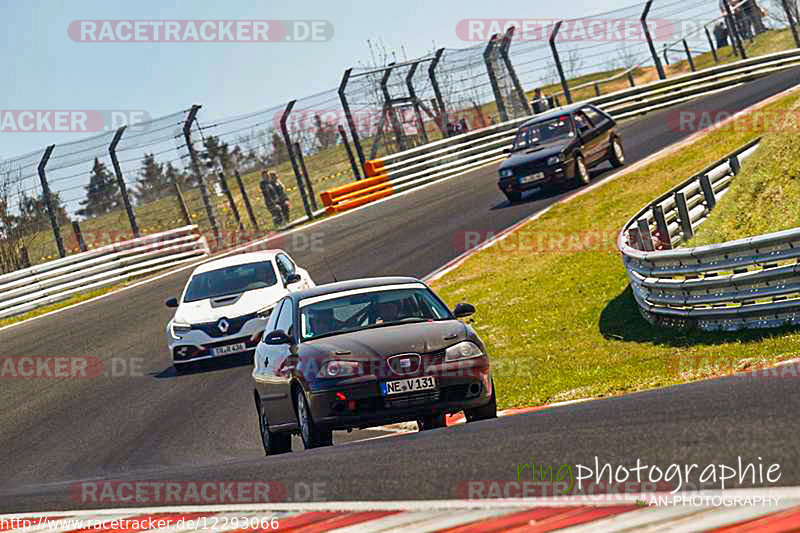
[286,273,302,285]
[264,329,292,345]
[453,302,476,318]
[165,297,179,308]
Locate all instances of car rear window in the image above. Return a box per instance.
[183,261,278,302]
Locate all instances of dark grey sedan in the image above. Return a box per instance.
[252,277,497,454]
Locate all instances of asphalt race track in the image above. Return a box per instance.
[1,68,799,512]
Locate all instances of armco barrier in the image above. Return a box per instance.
[0,225,209,320]
[617,138,800,331]
[320,49,800,214]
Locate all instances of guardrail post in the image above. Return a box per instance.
[37,145,66,259]
[380,63,408,151]
[484,34,509,121]
[428,48,448,136]
[722,0,747,58]
[172,181,192,225]
[674,191,694,240]
[548,21,573,104]
[71,220,87,252]
[704,26,719,63]
[500,27,532,117]
[627,71,636,87]
[594,82,601,97]
[636,219,655,252]
[233,169,259,231]
[682,39,696,72]
[782,0,800,48]
[217,170,243,231]
[338,68,367,172]
[339,125,362,181]
[293,141,318,211]
[729,154,741,175]
[652,204,672,250]
[279,100,313,220]
[699,174,717,210]
[642,0,667,80]
[109,125,140,238]
[183,104,220,247]
[405,62,430,145]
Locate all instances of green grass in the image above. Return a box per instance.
[429,88,800,410]
[0,284,125,329]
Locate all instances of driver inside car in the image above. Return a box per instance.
[375,300,403,324]
[308,308,336,336]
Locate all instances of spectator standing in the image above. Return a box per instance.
[268,172,291,224]
[531,88,550,114]
[713,21,729,48]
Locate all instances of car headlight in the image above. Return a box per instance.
[499,169,514,178]
[169,322,192,340]
[547,155,563,165]
[319,360,360,378]
[445,341,483,362]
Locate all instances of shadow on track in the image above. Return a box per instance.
[599,285,800,346]
[490,166,612,211]
[151,352,252,379]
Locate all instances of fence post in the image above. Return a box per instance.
[234,169,259,231]
[380,63,408,151]
[682,39,696,72]
[172,181,192,225]
[19,246,30,268]
[782,0,800,48]
[217,170,243,231]
[548,22,572,105]
[704,26,719,63]
[279,100,313,219]
[594,82,601,97]
[663,44,670,66]
[674,191,694,240]
[722,0,747,58]
[293,141,318,211]
[652,204,671,250]
[642,0,667,80]
[339,125,362,181]
[428,48,448,136]
[183,104,220,247]
[500,27,532,117]
[36,144,66,258]
[627,71,636,87]
[71,220,87,252]
[483,34,509,122]
[108,125,140,238]
[405,62,430,145]
[338,68,367,172]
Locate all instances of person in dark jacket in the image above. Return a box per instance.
[713,21,729,48]
[268,172,290,224]
[260,170,284,227]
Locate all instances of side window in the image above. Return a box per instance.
[275,299,294,336]
[581,107,607,127]
[574,111,593,131]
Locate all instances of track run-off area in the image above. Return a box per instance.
[1,67,800,513]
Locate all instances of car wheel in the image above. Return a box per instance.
[258,400,292,456]
[295,388,333,449]
[504,191,522,204]
[465,380,498,422]
[609,138,625,167]
[417,413,447,431]
[575,155,590,186]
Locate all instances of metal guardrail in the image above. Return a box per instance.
[338,49,800,211]
[0,225,209,320]
[617,138,800,331]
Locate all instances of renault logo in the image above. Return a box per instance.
[217,318,230,334]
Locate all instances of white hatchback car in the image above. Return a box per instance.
[165,250,314,371]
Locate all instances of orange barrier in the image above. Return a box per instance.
[364,159,386,177]
[320,174,394,214]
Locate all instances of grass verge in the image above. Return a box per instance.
[429,88,800,410]
[0,284,126,329]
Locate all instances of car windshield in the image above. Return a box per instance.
[512,117,574,151]
[299,287,452,341]
[183,261,278,302]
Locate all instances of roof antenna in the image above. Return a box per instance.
[321,254,339,283]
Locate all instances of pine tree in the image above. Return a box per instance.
[134,153,169,204]
[17,191,69,231]
[78,158,118,217]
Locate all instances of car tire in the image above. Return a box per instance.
[465,380,498,422]
[417,413,447,431]
[258,400,292,456]
[575,155,590,186]
[609,138,625,168]
[504,191,522,204]
[295,388,333,449]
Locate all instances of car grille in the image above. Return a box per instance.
[384,390,441,409]
[191,312,258,338]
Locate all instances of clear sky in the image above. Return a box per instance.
[1,0,641,159]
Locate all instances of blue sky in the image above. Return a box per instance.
[1,0,640,159]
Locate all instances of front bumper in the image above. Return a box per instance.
[306,361,493,430]
[498,163,570,193]
[169,318,266,364]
